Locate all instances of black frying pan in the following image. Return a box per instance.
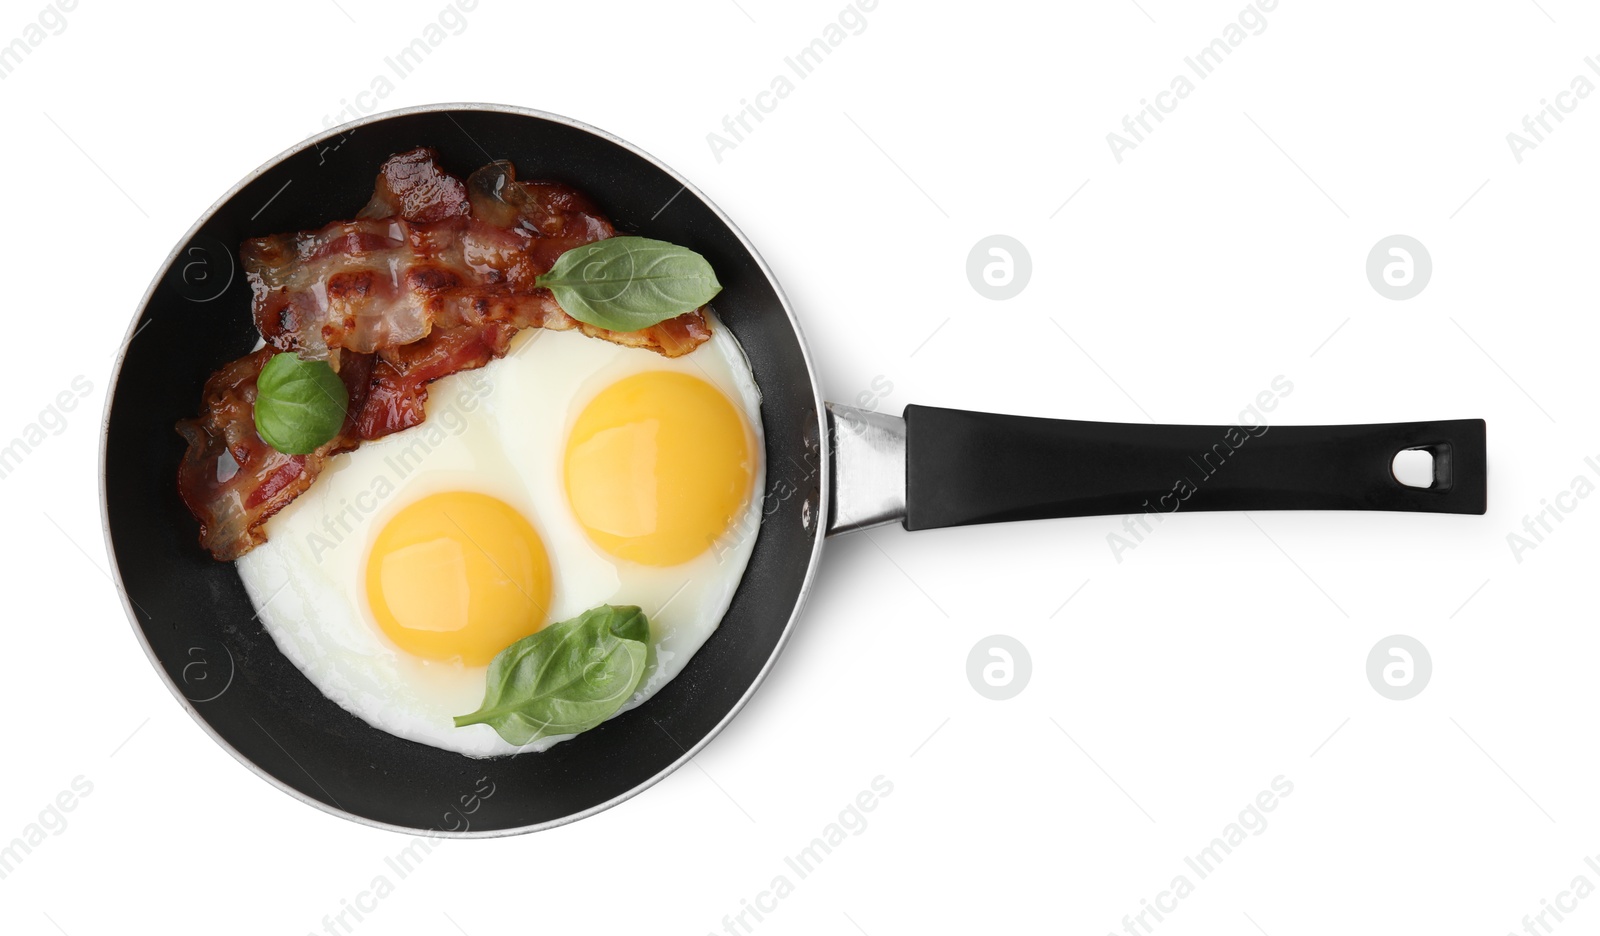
[102,104,1487,836]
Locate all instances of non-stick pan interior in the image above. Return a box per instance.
[102,105,826,834]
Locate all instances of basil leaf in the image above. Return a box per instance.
[454,605,652,746]
[253,353,349,455]
[535,236,721,332]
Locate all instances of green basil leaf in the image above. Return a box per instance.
[535,236,721,332]
[454,605,652,746]
[253,353,349,455]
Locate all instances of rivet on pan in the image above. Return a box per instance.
[801,498,812,530]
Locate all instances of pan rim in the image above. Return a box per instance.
[98,101,830,838]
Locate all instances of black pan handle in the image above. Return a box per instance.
[900,404,1486,531]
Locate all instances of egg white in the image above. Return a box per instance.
[236,312,765,757]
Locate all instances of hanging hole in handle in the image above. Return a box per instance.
[1392,444,1454,490]
[1392,449,1433,488]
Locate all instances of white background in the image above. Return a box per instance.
[2,0,1598,933]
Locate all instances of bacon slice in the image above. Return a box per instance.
[242,150,706,361]
[358,146,471,223]
[175,347,374,561]
[178,149,715,560]
[355,323,512,440]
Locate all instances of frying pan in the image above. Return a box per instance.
[102,103,1487,836]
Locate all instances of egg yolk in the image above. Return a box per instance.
[564,371,754,567]
[365,491,552,665]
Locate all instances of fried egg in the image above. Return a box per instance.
[235,311,765,757]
